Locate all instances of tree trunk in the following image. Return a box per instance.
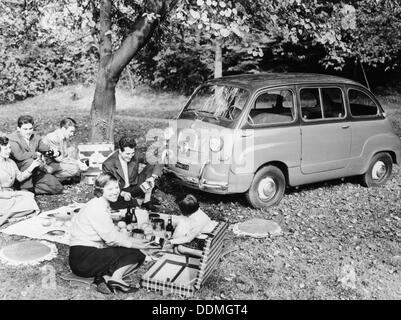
[89,0,114,143]
[89,0,178,143]
[214,40,223,78]
[90,70,117,142]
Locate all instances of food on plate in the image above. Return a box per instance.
[41,219,52,227]
[117,221,127,229]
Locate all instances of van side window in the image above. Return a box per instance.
[321,88,345,119]
[248,89,295,125]
[348,89,379,117]
[300,88,322,120]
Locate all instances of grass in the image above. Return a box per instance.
[0,85,400,300]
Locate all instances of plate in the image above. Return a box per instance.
[47,211,72,221]
[45,230,66,236]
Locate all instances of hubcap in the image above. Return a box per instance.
[257,177,277,201]
[372,161,387,180]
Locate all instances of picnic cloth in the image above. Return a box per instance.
[0,240,58,266]
[232,218,282,238]
[0,203,85,245]
[0,205,151,245]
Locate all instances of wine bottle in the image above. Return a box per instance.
[125,204,133,225]
[131,208,138,228]
[165,215,174,239]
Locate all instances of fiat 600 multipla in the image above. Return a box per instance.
[163,73,401,208]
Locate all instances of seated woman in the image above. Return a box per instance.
[69,172,150,295]
[165,194,215,256]
[0,136,41,227]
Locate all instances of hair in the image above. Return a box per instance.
[118,136,137,151]
[0,136,9,148]
[17,115,34,128]
[94,172,118,198]
[177,194,200,216]
[60,117,77,129]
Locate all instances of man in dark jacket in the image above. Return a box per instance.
[102,136,162,211]
[8,115,63,195]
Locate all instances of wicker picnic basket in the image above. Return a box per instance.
[141,221,228,297]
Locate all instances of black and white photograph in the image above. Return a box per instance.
[0,0,400,305]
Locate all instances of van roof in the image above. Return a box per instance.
[206,73,365,91]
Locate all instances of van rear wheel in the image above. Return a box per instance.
[246,165,286,209]
[362,152,393,187]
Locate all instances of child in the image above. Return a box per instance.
[165,194,215,255]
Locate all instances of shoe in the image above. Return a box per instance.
[142,201,158,212]
[107,280,140,294]
[94,277,112,295]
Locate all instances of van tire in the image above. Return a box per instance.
[246,165,286,209]
[361,152,393,187]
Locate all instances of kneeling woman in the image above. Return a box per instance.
[69,172,149,294]
[0,136,41,227]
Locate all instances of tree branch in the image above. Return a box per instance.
[107,0,178,80]
[99,0,113,64]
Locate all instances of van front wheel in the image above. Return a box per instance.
[246,165,286,209]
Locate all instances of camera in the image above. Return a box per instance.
[41,149,57,158]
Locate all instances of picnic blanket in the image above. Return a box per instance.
[0,203,85,245]
[0,205,151,246]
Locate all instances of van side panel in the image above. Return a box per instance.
[230,127,301,177]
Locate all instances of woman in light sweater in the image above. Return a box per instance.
[69,172,150,294]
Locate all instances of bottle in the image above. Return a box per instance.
[131,208,138,229]
[165,215,175,239]
[125,204,133,225]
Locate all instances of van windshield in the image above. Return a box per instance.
[180,85,249,127]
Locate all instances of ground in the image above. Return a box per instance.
[0,84,400,300]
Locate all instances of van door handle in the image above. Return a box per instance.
[241,131,252,137]
[341,125,350,129]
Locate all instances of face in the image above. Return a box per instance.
[0,143,11,159]
[17,123,34,140]
[119,146,135,162]
[102,180,120,203]
[63,126,76,139]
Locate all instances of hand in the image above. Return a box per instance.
[31,159,42,169]
[78,161,88,171]
[163,240,174,250]
[120,191,132,202]
[35,152,42,159]
[145,176,155,189]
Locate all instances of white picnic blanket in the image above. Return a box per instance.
[0,203,85,245]
[0,205,152,246]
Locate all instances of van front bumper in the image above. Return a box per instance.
[164,162,254,194]
[164,161,229,193]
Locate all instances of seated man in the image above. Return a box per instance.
[42,117,88,182]
[102,136,162,211]
[8,115,63,195]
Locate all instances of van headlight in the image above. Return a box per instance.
[209,137,223,152]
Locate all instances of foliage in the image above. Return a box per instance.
[1,0,401,103]
[352,0,401,71]
[0,1,97,104]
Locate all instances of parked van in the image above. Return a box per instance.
[164,73,401,208]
